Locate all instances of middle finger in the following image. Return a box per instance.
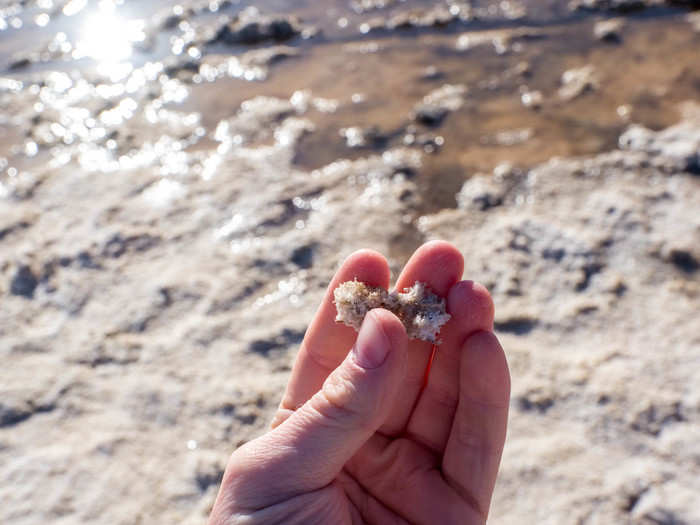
[378,240,463,436]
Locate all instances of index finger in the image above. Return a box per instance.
[273,249,390,424]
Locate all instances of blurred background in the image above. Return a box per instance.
[1,0,699,523]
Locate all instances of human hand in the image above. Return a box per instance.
[208,241,510,524]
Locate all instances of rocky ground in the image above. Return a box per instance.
[1,1,699,524]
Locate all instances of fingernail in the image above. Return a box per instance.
[353,312,390,369]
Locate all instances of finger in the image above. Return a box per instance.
[379,240,464,435]
[405,281,495,453]
[220,310,408,511]
[442,331,510,521]
[272,249,390,427]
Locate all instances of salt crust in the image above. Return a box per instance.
[333,280,451,343]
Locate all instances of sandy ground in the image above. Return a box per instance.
[1,1,699,523]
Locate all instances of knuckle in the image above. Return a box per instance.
[454,415,482,450]
[428,384,458,413]
[310,370,371,430]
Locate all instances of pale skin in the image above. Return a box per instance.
[209,241,511,525]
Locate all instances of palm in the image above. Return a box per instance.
[272,431,484,524]
[338,438,456,524]
[296,438,437,524]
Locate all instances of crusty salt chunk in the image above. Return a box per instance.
[333,280,451,343]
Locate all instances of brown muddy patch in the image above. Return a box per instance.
[2,6,697,257]
[174,12,698,221]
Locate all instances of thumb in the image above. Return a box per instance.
[289,308,408,467]
[223,309,407,510]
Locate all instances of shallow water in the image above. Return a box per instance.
[2,8,697,161]
[3,0,698,261]
[5,1,700,266]
[0,0,697,271]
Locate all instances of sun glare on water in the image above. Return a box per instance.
[73,1,146,65]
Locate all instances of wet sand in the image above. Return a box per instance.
[1,1,699,523]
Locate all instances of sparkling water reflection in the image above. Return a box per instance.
[73,3,145,63]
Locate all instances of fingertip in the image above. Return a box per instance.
[461,331,511,407]
[345,248,385,261]
[448,280,495,332]
[339,249,391,289]
[418,241,465,283]
[396,240,464,296]
[421,240,460,253]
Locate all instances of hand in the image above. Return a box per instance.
[208,241,510,525]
